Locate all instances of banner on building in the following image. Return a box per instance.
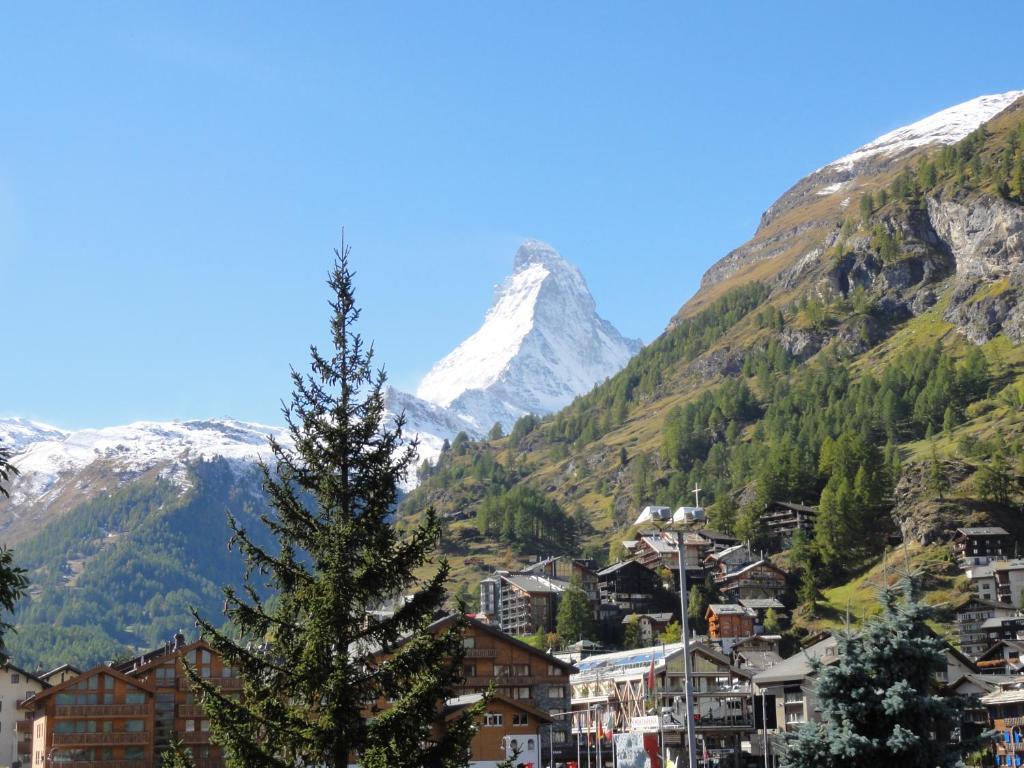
[613,731,661,768]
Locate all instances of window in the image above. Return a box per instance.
[513,687,530,699]
[484,713,503,727]
[512,714,528,725]
[549,686,566,698]
[124,720,145,733]
[494,665,511,677]
[547,664,564,676]
[125,747,145,760]
[462,665,476,678]
[512,664,530,676]
[185,720,196,733]
[10,674,19,684]
[462,637,475,650]
[552,730,567,744]
[126,692,146,704]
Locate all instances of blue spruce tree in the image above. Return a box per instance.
[783,576,973,768]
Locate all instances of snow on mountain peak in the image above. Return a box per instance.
[415,241,640,418]
[826,90,1024,172]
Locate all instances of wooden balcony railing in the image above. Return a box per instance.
[53,731,149,746]
[55,704,149,717]
[181,731,212,744]
[179,676,242,691]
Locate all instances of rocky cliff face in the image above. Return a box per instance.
[692,91,1024,302]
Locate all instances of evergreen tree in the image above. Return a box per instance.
[763,607,782,634]
[0,449,28,662]
[687,583,709,634]
[488,422,504,441]
[556,575,596,645]
[782,577,974,768]
[188,247,480,768]
[975,451,1014,505]
[926,441,950,500]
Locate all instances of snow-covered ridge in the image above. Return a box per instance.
[0,417,290,505]
[825,90,1024,173]
[416,239,641,414]
[389,240,641,484]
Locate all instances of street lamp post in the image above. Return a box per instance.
[633,496,704,768]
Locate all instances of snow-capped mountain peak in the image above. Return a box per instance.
[826,90,1024,173]
[415,240,641,418]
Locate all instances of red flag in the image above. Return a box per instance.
[596,718,605,741]
[647,657,656,697]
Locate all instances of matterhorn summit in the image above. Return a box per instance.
[387,240,642,478]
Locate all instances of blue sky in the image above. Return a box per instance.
[3,2,1023,429]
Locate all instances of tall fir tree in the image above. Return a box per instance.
[187,245,480,768]
[782,577,972,768]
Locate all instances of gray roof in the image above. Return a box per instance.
[957,527,1010,537]
[709,603,756,616]
[597,560,648,576]
[503,573,566,594]
[752,635,839,686]
[981,686,1024,705]
[740,598,785,610]
[981,616,1024,630]
[622,612,673,624]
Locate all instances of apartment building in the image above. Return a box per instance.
[956,595,1021,658]
[26,666,155,768]
[25,635,234,768]
[596,560,660,613]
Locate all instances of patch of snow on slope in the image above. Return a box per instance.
[827,91,1024,172]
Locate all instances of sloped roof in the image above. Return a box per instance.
[25,663,154,706]
[427,615,576,672]
[752,635,839,686]
[443,692,553,723]
[957,527,1010,537]
[740,598,786,611]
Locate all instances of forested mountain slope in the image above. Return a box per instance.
[402,93,1024,633]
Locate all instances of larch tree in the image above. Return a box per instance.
[186,244,481,768]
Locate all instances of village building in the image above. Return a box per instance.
[706,604,757,654]
[632,533,707,588]
[38,666,80,688]
[438,693,552,768]
[521,556,600,604]
[25,665,155,768]
[479,571,565,636]
[956,595,1022,658]
[953,526,1010,568]
[716,560,788,601]
[979,684,1024,767]
[704,543,757,578]
[570,642,754,768]
[739,598,786,634]
[729,636,783,675]
[622,613,674,647]
[975,639,1024,674]
[761,501,816,552]
[596,560,661,614]
[426,615,576,765]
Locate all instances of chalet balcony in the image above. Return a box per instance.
[178,704,206,718]
[17,720,32,734]
[181,731,212,744]
[52,762,147,768]
[464,648,497,658]
[55,704,149,717]
[179,676,242,691]
[53,732,149,746]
